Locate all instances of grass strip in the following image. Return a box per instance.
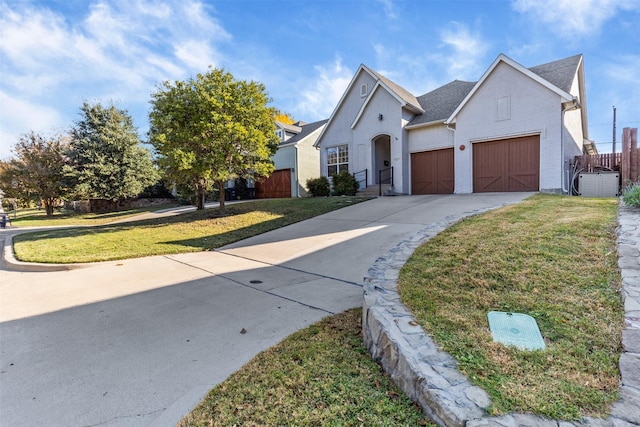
[179,308,433,427]
[13,197,370,263]
[398,194,623,420]
[6,204,179,227]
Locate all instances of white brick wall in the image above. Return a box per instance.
[453,62,564,193]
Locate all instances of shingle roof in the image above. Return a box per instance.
[365,66,423,111]
[358,54,581,129]
[276,121,302,134]
[528,54,582,94]
[408,80,476,126]
[281,119,328,146]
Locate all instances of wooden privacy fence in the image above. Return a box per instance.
[621,127,639,184]
[574,152,621,172]
[573,127,639,184]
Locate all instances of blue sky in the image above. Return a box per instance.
[1,0,638,160]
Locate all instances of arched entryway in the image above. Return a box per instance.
[372,135,391,184]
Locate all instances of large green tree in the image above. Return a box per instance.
[0,132,69,216]
[67,102,159,212]
[149,67,279,212]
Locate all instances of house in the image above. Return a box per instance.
[314,53,594,195]
[255,119,328,198]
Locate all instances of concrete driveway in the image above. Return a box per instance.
[0,193,531,426]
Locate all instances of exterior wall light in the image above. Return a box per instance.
[378,114,383,121]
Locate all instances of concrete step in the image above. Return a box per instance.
[357,184,392,197]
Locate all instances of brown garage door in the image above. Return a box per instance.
[411,148,454,194]
[255,169,292,198]
[473,135,540,192]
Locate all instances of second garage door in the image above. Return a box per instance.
[255,169,292,198]
[411,148,454,194]
[473,135,540,192]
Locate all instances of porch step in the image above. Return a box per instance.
[357,184,393,197]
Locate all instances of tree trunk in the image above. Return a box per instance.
[195,185,205,210]
[218,181,226,215]
[44,199,55,217]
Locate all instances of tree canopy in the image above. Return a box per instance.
[148,67,279,211]
[0,132,69,216]
[67,102,159,211]
[274,110,296,125]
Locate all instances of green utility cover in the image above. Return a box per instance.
[487,311,546,351]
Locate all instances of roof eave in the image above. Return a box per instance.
[405,119,446,130]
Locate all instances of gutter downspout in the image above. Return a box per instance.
[294,145,300,197]
[561,98,580,194]
[445,122,456,193]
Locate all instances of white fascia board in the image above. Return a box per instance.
[445,54,575,125]
[404,119,446,130]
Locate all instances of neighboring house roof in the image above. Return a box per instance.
[276,121,302,134]
[407,80,476,128]
[280,119,328,147]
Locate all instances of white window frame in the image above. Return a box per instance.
[327,144,349,176]
[360,83,368,97]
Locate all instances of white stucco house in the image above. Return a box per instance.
[255,119,328,198]
[314,53,595,195]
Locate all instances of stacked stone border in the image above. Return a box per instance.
[362,203,640,427]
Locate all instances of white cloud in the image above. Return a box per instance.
[174,40,217,70]
[296,57,353,120]
[513,0,640,38]
[0,0,232,147]
[376,0,398,20]
[0,90,64,159]
[431,22,489,81]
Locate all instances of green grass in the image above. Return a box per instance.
[398,194,624,420]
[5,203,179,227]
[179,308,433,427]
[13,197,371,263]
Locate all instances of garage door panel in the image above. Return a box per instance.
[411,148,454,194]
[255,169,292,198]
[473,136,539,192]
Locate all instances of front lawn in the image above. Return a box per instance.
[179,309,433,427]
[13,197,370,263]
[398,194,623,420]
[5,203,179,227]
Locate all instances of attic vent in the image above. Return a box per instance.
[360,83,368,97]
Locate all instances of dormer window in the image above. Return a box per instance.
[360,83,368,97]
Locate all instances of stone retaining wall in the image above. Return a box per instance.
[362,204,639,427]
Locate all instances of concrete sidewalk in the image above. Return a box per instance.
[0,193,531,426]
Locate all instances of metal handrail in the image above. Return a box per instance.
[353,169,368,191]
[379,167,393,196]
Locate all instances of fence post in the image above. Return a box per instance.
[631,128,638,183]
[622,128,631,184]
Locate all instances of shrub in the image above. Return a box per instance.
[622,181,640,208]
[332,170,359,196]
[306,176,330,197]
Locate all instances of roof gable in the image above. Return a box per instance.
[445,54,578,124]
[315,64,423,146]
[279,119,328,147]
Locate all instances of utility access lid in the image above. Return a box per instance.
[487,311,545,351]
